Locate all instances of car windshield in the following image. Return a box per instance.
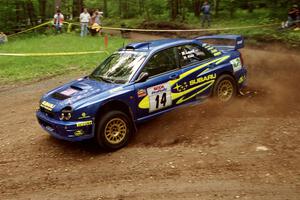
[90,51,147,84]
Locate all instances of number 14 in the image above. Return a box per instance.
[155,93,167,109]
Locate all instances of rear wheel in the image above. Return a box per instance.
[213,74,237,103]
[95,110,133,151]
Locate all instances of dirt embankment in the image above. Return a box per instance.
[0,39,299,200]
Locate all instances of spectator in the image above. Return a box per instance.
[282,4,300,30]
[0,32,8,44]
[201,1,211,28]
[80,8,91,37]
[53,9,64,33]
[92,9,103,25]
[288,4,300,30]
[91,9,103,36]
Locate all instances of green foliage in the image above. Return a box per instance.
[1,0,296,33]
[0,34,126,84]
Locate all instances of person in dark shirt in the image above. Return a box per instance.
[201,1,211,28]
[288,4,300,29]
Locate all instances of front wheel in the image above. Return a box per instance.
[213,74,237,103]
[95,110,133,151]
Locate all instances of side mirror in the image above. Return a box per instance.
[135,72,149,83]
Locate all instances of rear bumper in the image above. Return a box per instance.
[36,110,95,142]
[236,66,247,91]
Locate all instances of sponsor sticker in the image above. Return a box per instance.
[137,89,147,98]
[238,75,246,84]
[74,130,84,137]
[78,112,90,120]
[40,101,55,111]
[230,58,242,72]
[76,120,93,127]
[147,82,172,112]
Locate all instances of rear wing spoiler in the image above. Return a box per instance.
[196,35,244,50]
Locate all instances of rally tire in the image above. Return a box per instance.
[213,74,237,103]
[95,110,133,151]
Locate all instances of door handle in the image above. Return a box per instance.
[169,74,179,80]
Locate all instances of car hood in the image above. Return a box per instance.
[42,77,120,111]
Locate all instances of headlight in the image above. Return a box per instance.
[59,106,72,121]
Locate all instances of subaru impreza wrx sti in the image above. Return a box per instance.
[36,35,247,150]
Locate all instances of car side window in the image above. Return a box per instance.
[177,44,213,67]
[142,47,178,77]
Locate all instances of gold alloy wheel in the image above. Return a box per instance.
[217,80,234,102]
[104,118,127,144]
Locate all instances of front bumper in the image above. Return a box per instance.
[36,110,95,142]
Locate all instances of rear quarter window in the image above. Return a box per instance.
[177,44,213,67]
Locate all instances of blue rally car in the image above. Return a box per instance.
[36,35,247,150]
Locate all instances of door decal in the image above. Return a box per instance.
[147,82,172,112]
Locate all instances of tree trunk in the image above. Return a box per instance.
[124,1,129,19]
[26,0,36,25]
[103,0,108,17]
[39,0,46,22]
[72,0,83,18]
[194,0,200,17]
[118,0,122,18]
[175,0,179,18]
[138,0,144,15]
[15,1,21,25]
[180,0,185,21]
[247,1,254,13]
[144,0,150,20]
[55,0,61,10]
[119,0,129,19]
[214,0,220,16]
[169,0,179,20]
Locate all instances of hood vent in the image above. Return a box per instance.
[51,92,70,100]
[70,85,83,91]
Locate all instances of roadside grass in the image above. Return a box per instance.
[0,34,127,84]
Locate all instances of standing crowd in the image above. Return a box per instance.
[53,7,103,36]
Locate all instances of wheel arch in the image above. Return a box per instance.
[217,71,236,82]
[95,100,136,132]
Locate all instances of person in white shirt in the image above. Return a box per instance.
[80,8,91,37]
[53,9,64,33]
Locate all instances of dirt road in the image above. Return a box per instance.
[0,40,300,199]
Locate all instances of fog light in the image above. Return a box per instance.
[59,106,72,121]
[74,130,84,137]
